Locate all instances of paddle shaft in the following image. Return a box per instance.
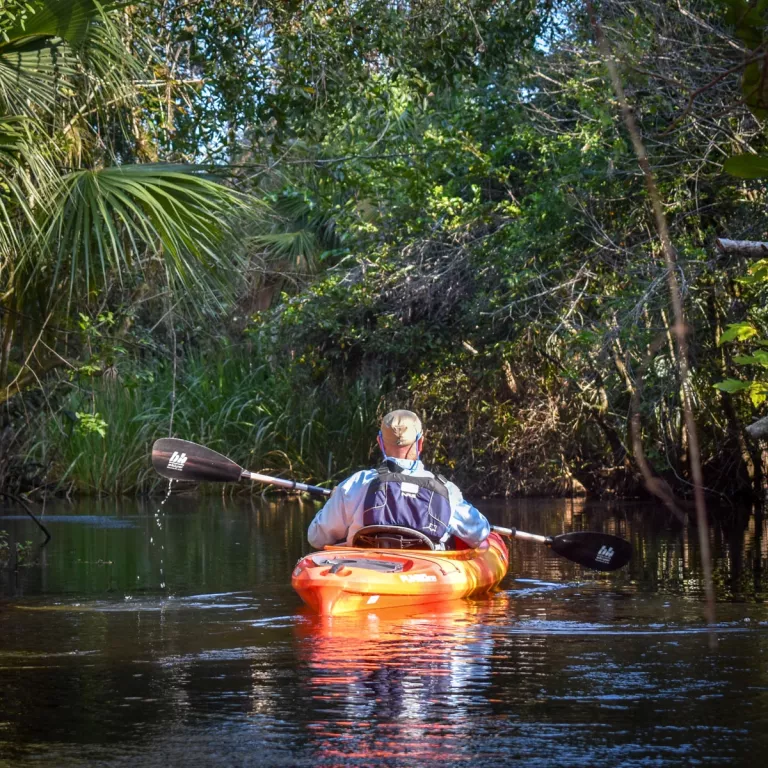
[243,470,331,497]
[492,525,550,545]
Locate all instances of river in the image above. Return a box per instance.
[1,495,767,766]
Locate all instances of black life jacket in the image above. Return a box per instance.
[362,460,452,544]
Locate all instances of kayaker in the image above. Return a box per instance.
[307,409,491,550]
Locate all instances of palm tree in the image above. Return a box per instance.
[0,0,249,399]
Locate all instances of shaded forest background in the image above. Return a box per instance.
[3,0,768,502]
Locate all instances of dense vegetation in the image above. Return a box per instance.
[3,0,768,503]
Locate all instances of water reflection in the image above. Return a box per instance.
[2,497,768,766]
[3,496,768,602]
[296,600,505,763]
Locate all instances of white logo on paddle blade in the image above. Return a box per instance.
[595,545,614,565]
[167,451,187,472]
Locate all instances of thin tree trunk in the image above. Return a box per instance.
[587,0,716,631]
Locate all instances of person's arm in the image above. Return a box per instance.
[446,483,490,548]
[307,470,370,548]
[307,489,350,549]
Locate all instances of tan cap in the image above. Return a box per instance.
[380,409,422,447]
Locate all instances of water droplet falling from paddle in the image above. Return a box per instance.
[149,480,174,594]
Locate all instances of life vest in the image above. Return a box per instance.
[362,460,452,544]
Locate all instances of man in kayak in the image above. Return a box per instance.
[307,409,491,550]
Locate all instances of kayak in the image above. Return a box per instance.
[291,531,509,616]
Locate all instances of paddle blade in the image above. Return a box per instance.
[151,438,244,483]
[550,531,632,571]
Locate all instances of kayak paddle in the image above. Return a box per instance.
[151,437,332,497]
[492,526,632,572]
[151,438,631,571]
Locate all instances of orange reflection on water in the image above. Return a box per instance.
[295,597,509,765]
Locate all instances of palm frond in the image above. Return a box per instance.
[2,0,109,46]
[0,38,78,116]
[0,114,58,177]
[35,164,252,307]
[0,1,140,119]
[250,189,341,274]
[252,230,320,267]
[0,115,56,258]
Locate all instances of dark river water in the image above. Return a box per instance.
[1,495,767,767]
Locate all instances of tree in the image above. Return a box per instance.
[0,0,249,401]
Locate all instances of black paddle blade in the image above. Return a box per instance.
[151,438,244,483]
[550,531,632,571]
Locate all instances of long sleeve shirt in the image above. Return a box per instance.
[307,458,490,549]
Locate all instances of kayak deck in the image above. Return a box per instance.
[292,531,509,616]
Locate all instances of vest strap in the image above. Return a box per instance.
[372,462,450,499]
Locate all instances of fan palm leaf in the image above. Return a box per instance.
[0,1,140,119]
[37,164,253,306]
[0,115,56,261]
[250,190,340,274]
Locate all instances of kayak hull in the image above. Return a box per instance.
[292,531,509,616]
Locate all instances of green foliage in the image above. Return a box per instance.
[7,0,768,500]
[723,155,768,179]
[719,322,759,345]
[0,529,33,566]
[30,349,381,494]
[0,0,254,411]
[74,412,107,439]
[14,539,33,565]
[722,0,768,117]
[40,164,249,305]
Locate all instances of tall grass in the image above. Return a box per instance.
[28,350,382,495]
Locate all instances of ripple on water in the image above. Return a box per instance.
[3,497,768,767]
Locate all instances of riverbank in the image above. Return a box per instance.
[1,345,762,504]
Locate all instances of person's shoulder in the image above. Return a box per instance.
[337,467,378,492]
[431,471,459,493]
[437,476,468,504]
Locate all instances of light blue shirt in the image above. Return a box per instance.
[307,458,490,549]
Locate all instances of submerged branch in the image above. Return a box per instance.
[0,491,51,545]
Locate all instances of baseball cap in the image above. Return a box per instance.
[380,410,422,447]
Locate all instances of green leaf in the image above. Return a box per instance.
[713,379,752,393]
[723,155,768,179]
[4,1,119,48]
[734,350,768,367]
[74,411,107,438]
[723,0,767,48]
[743,61,768,120]
[35,164,252,309]
[750,382,768,407]
[749,259,768,283]
[718,322,759,345]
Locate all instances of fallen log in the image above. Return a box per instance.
[716,238,768,258]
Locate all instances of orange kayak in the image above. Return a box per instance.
[292,531,509,616]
